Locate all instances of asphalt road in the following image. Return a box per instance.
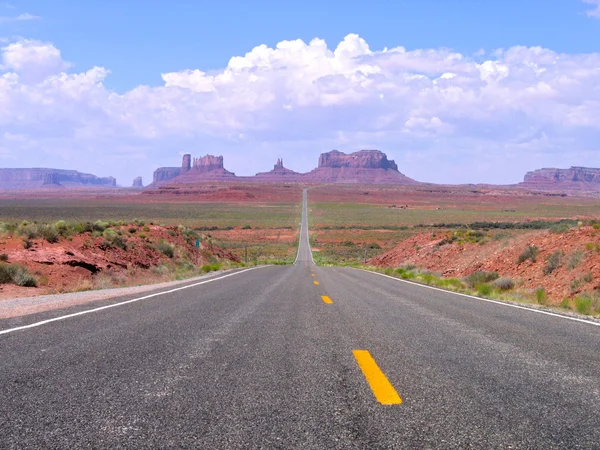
[1,189,599,448]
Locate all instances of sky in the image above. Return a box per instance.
[1,0,600,186]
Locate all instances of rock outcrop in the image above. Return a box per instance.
[0,169,116,190]
[150,149,418,186]
[520,167,600,190]
[132,177,143,188]
[255,159,302,181]
[317,149,399,171]
[152,154,236,185]
[303,150,417,184]
[153,167,181,185]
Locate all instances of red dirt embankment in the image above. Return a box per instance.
[370,226,600,301]
[0,224,239,300]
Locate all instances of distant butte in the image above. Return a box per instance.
[150,150,418,186]
[0,168,116,190]
[519,167,600,191]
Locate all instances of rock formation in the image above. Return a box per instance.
[520,167,600,190]
[42,172,61,186]
[317,149,399,171]
[132,177,143,188]
[152,154,236,185]
[153,167,181,184]
[0,169,116,190]
[150,149,418,186]
[303,150,417,184]
[255,159,302,181]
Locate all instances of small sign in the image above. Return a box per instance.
[196,239,201,248]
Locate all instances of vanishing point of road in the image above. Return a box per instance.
[1,189,599,448]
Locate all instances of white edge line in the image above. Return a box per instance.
[352,267,600,328]
[0,266,268,336]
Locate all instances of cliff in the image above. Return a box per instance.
[152,154,235,185]
[317,149,399,171]
[520,167,600,190]
[0,168,116,190]
[153,167,181,185]
[303,150,417,184]
[150,149,418,186]
[132,177,144,188]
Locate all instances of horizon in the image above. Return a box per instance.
[1,0,600,185]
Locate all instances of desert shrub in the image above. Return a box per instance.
[493,277,515,290]
[518,245,539,264]
[22,239,33,249]
[464,271,499,288]
[143,226,150,232]
[0,253,8,262]
[401,264,417,271]
[543,250,564,275]
[133,219,145,226]
[54,220,69,236]
[550,223,572,234]
[242,224,252,230]
[167,230,177,237]
[559,297,571,309]
[93,220,110,232]
[0,264,36,287]
[37,224,59,243]
[570,278,583,292]
[575,296,593,315]
[19,223,39,240]
[585,243,600,252]
[340,241,355,247]
[128,227,137,234]
[72,222,93,234]
[476,284,493,296]
[594,224,600,230]
[368,242,382,249]
[536,288,548,305]
[201,263,221,273]
[101,229,127,250]
[384,268,393,275]
[12,267,37,287]
[156,241,175,258]
[567,249,585,270]
[440,278,464,290]
[583,272,593,283]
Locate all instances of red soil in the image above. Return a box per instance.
[370,226,600,301]
[0,225,239,300]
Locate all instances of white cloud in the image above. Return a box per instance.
[1,34,600,184]
[0,12,40,22]
[583,0,600,18]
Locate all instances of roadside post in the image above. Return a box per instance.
[196,239,201,265]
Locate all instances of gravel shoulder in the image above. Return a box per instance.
[0,269,240,319]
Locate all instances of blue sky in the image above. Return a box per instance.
[1,0,600,185]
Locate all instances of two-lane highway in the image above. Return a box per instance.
[1,189,599,448]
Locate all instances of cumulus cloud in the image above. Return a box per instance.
[583,0,600,18]
[1,34,600,184]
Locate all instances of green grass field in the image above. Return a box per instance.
[0,199,300,229]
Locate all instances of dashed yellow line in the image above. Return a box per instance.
[353,350,402,405]
[321,295,333,304]
[311,274,316,277]
[313,281,319,285]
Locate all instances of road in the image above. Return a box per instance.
[1,189,599,448]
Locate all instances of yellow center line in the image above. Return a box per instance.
[353,350,402,405]
[313,281,319,285]
[321,295,333,304]
[311,274,316,277]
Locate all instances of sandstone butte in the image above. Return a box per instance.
[0,168,116,190]
[151,149,418,186]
